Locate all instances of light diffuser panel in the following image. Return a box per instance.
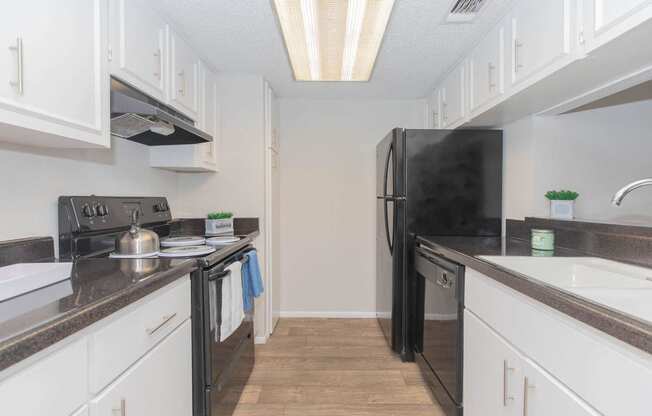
[273,0,395,81]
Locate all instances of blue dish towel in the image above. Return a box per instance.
[241,250,264,312]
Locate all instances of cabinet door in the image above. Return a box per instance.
[510,0,571,86]
[200,64,219,168]
[169,28,199,120]
[89,320,192,416]
[469,24,504,115]
[582,0,652,52]
[464,311,521,416]
[441,64,465,128]
[0,0,109,147]
[71,405,89,416]
[428,89,441,128]
[521,358,600,416]
[109,0,166,101]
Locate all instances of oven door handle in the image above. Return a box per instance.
[208,269,231,281]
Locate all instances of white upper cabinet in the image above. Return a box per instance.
[441,63,466,128]
[200,65,220,169]
[0,0,109,148]
[150,62,219,172]
[109,0,166,101]
[581,0,652,52]
[168,28,199,120]
[428,89,441,128]
[509,0,573,87]
[469,23,504,116]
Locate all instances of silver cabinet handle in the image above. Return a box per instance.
[178,70,185,95]
[154,49,162,79]
[522,376,535,416]
[8,37,23,95]
[112,398,126,416]
[488,63,496,90]
[146,313,177,335]
[514,39,524,73]
[503,360,514,406]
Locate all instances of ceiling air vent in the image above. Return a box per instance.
[446,0,488,23]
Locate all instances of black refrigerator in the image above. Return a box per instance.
[376,128,502,361]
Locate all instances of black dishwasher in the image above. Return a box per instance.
[415,244,464,416]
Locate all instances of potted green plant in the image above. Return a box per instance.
[206,212,234,235]
[545,190,579,220]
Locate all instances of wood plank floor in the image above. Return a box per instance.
[224,318,446,416]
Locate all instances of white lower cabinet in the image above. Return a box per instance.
[464,311,599,416]
[89,319,192,416]
[464,310,521,416]
[0,338,88,416]
[465,268,652,416]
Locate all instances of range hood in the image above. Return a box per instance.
[110,78,212,146]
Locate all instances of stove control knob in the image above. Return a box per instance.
[96,204,107,216]
[102,204,110,216]
[81,204,94,218]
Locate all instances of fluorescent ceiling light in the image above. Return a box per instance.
[273,0,395,81]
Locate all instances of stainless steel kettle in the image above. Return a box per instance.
[115,210,160,256]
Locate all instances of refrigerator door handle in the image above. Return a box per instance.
[384,198,393,255]
[383,142,393,196]
[377,195,406,201]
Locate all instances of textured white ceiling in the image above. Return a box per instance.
[147,0,514,99]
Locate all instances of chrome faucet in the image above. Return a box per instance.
[612,179,652,206]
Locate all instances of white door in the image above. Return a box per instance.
[168,28,199,120]
[200,64,219,169]
[109,0,166,101]
[441,64,466,128]
[521,358,600,416]
[464,310,522,416]
[469,24,504,115]
[510,0,571,86]
[89,320,192,416]
[0,0,108,147]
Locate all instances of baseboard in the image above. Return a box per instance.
[254,335,269,344]
[279,310,377,319]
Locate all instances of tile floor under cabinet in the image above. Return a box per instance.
[222,318,445,416]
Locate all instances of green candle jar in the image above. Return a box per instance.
[531,229,555,251]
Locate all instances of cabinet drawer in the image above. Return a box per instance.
[0,338,88,416]
[465,268,652,416]
[89,276,191,393]
[89,320,192,416]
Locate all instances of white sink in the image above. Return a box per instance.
[0,263,73,302]
[479,256,652,323]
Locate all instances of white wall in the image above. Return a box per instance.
[278,98,425,316]
[0,138,178,250]
[503,99,652,225]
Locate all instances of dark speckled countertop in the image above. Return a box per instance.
[417,236,652,355]
[0,231,258,372]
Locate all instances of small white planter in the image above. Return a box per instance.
[549,200,574,220]
[206,218,234,235]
